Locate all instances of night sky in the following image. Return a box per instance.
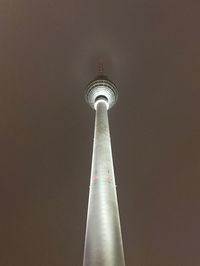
[1,0,200,265]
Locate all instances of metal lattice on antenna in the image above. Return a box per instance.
[98,61,104,75]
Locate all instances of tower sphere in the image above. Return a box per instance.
[85,77,118,110]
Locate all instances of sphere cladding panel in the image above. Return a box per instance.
[85,79,118,109]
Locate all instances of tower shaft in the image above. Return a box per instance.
[83,100,125,266]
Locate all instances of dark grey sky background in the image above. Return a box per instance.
[1,0,200,265]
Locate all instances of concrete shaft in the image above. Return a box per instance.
[83,100,125,266]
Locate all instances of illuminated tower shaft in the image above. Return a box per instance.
[83,78,125,266]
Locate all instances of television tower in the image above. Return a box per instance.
[83,77,125,266]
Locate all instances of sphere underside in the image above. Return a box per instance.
[85,78,118,109]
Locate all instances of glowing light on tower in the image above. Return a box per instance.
[83,77,125,266]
